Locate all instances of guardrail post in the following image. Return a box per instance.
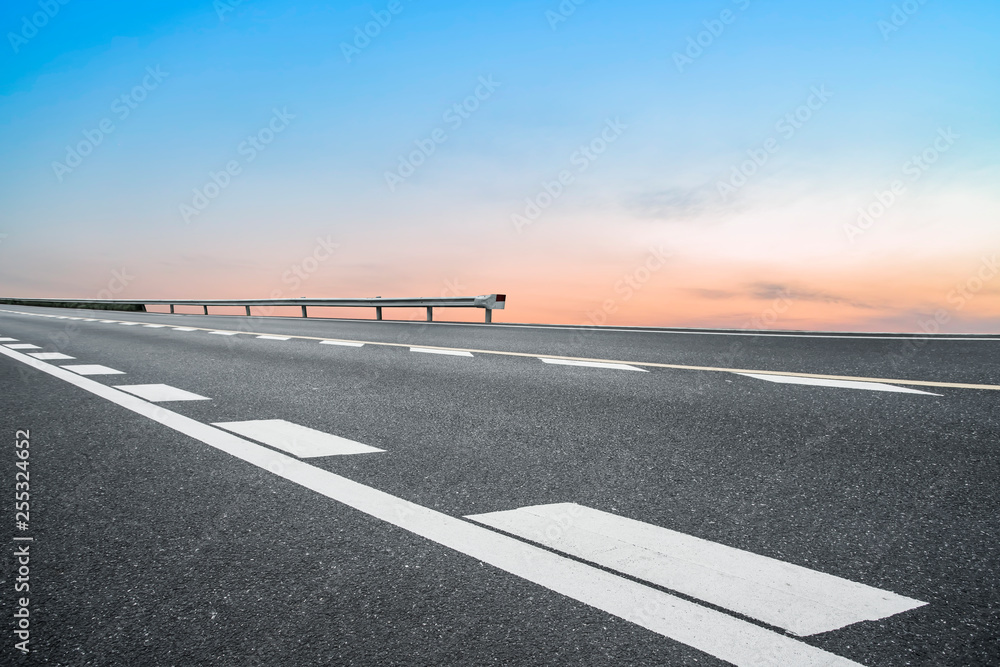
[426,306,433,322]
[169,304,174,314]
[375,306,382,321]
[485,309,492,323]
[203,305,208,315]
[245,306,251,316]
[301,305,308,318]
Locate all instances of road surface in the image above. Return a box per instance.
[2,304,998,666]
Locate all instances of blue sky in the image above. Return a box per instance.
[2,0,998,329]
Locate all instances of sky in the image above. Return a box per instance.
[1,0,998,331]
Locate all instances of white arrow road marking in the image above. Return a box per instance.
[540,358,647,372]
[466,503,926,637]
[28,352,75,360]
[213,419,384,457]
[60,364,126,375]
[114,384,210,402]
[411,347,473,357]
[738,373,941,395]
[0,344,870,667]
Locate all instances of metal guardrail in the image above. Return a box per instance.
[0,294,507,323]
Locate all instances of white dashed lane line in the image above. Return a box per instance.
[213,419,384,457]
[410,347,474,357]
[27,352,75,360]
[114,384,210,402]
[143,324,167,328]
[1,308,992,392]
[0,337,19,342]
[540,358,648,372]
[119,322,141,326]
[4,343,41,350]
[60,364,126,376]
[467,503,925,638]
[738,373,941,396]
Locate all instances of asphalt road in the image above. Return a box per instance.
[1,305,998,666]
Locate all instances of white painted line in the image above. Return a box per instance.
[27,352,75,360]
[738,373,941,395]
[60,364,126,375]
[113,384,210,402]
[208,331,239,336]
[172,327,197,332]
[99,320,118,323]
[82,318,98,321]
[256,335,290,341]
[467,503,925,637]
[119,322,141,326]
[410,347,474,357]
[212,419,383,457]
[540,358,647,372]
[143,324,167,328]
[320,340,364,347]
[0,337,19,342]
[0,343,870,667]
[4,344,41,350]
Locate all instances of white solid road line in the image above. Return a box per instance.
[411,347,474,357]
[60,364,126,375]
[212,419,384,457]
[27,352,75,360]
[320,340,364,347]
[0,343,868,667]
[114,384,211,402]
[466,503,925,637]
[738,373,941,395]
[4,343,41,350]
[256,335,291,341]
[540,358,648,372]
